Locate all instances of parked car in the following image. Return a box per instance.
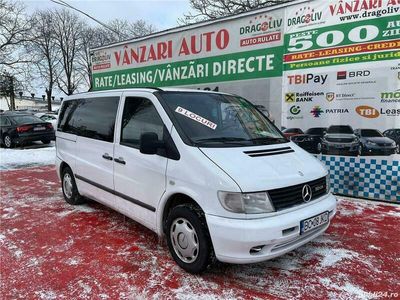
[321,125,359,156]
[35,113,58,129]
[0,111,55,148]
[282,127,303,138]
[355,129,397,156]
[383,129,400,153]
[290,127,327,154]
[56,88,336,274]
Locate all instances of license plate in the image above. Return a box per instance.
[34,126,46,131]
[334,144,345,148]
[300,211,329,235]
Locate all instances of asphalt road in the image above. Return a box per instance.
[1,166,399,299]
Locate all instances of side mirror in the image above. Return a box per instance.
[140,132,164,155]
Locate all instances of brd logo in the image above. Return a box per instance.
[355,106,380,118]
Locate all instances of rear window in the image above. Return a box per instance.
[306,128,326,135]
[360,129,382,137]
[327,125,353,134]
[58,97,119,142]
[11,115,42,124]
[284,128,303,134]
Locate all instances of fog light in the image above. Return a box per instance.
[250,245,265,255]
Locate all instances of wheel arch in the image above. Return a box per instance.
[159,193,203,236]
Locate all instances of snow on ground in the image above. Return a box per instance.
[0,144,55,170]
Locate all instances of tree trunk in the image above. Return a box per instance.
[46,88,52,111]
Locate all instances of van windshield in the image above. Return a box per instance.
[158,92,286,147]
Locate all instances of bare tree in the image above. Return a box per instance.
[27,10,61,111]
[52,9,85,95]
[180,0,295,23]
[0,0,31,71]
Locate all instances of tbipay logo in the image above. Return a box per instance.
[287,73,328,85]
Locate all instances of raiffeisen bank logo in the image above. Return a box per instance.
[311,106,324,118]
[287,6,323,27]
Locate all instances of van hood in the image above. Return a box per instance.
[199,142,326,192]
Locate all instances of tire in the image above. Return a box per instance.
[317,142,322,154]
[61,166,85,205]
[166,204,214,274]
[3,134,13,148]
[41,139,51,145]
[358,145,364,156]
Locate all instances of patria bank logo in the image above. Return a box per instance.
[310,106,323,118]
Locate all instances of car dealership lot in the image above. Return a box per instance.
[1,165,399,300]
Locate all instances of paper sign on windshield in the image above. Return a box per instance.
[175,106,217,130]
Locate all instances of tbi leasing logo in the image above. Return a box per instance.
[355,106,380,118]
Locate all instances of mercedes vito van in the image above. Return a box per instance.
[56,88,336,273]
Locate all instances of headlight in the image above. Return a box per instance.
[326,174,331,193]
[392,142,396,147]
[218,191,275,213]
[367,140,377,146]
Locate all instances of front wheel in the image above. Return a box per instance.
[358,145,364,156]
[166,204,214,274]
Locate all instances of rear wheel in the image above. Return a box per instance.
[166,204,214,274]
[41,139,51,145]
[3,134,13,148]
[61,167,85,205]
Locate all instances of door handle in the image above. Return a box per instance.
[102,153,113,160]
[114,157,126,165]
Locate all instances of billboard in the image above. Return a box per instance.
[91,0,400,202]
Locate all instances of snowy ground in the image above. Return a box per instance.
[1,166,399,300]
[0,142,55,170]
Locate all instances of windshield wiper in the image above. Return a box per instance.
[249,137,287,144]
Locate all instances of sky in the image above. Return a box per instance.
[23,0,192,31]
[21,0,192,99]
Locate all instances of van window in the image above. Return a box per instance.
[121,97,164,148]
[159,92,285,147]
[74,97,119,142]
[58,100,78,133]
[58,97,119,142]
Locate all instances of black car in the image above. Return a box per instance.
[321,125,359,156]
[354,129,397,156]
[0,112,55,148]
[290,127,327,154]
[383,129,400,153]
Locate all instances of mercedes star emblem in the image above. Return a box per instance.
[302,185,312,202]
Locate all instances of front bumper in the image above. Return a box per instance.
[206,193,336,264]
[323,142,358,154]
[363,145,396,155]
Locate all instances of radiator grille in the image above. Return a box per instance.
[268,177,327,211]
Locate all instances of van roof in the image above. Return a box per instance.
[63,87,232,101]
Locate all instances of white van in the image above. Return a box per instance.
[56,88,336,273]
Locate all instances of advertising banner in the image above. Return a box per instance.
[282,0,399,202]
[92,0,400,202]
